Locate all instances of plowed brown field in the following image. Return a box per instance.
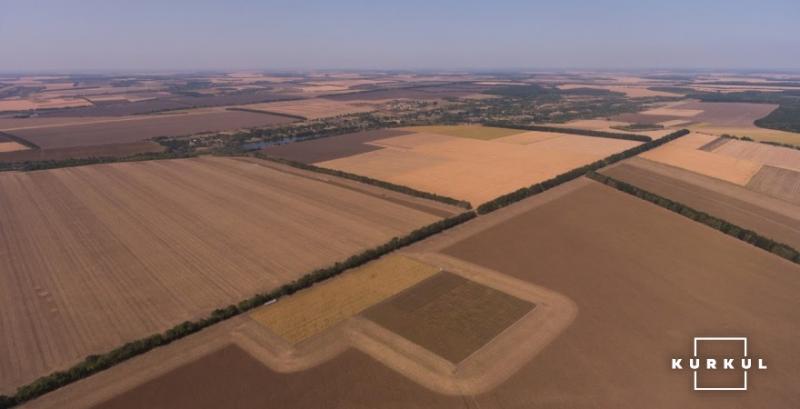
[25,178,800,409]
[0,156,453,393]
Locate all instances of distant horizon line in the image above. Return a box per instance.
[2,67,800,76]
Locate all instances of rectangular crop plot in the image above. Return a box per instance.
[747,165,800,205]
[296,126,641,205]
[0,156,451,393]
[363,272,534,363]
[250,255,440,344]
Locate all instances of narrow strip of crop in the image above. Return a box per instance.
[0,211,477,408]
[476,129,689,214]
[255,152,473,210]
[586,171,800,264]
[0,131,40,150]
[481,121,652,142]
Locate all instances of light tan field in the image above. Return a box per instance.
[711,139,800,171]
[747,166,800,205]
[0,97,92,112]
[638,105,703,118]
[316,127,641,205]
[0,141,28,152]
[250,255,439,344]
[297,84,351,93]
[557,83,681,97]
[404,124,526,140]
[237,98,377,119]
[640,133,763,185]
[0,156,455,393]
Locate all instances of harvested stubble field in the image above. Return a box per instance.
[747,165,800,205]
[710,139,800,171]
[4,109,296,149]
[0,156,454,393]
[0,97,92,112]
[601,158,800,249]
[640,132,800,205]
[640,132,763,185]
[235,98,377,119]
[295,126,641,205]
[25,177,800,409]
[0,141,166,163]
[406,125,526,140]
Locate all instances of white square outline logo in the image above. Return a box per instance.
[693,337,747,391]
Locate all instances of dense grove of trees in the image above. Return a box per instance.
[481,122,652,142]
[255,153,473,209]
[587,171,800,264]
[0,211,477,408]
[476,129,689,214]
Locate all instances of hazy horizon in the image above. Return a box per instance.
[2,0,799,72]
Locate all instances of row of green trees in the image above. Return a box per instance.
[481,122,652,142]
[255,153,473,209]
[0,211,477,408]
[226,107,307,121]
[0,150,197,172]
[476,129,690,214]
[586,171,800,264]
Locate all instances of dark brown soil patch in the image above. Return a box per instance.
[363,272,533,363]
[261,129,412,164]
[90,345,461,409]
[441,180,800,408]
[0,141,165,163]
[8,111,295,149]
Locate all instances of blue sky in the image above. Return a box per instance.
[1,0,798,72]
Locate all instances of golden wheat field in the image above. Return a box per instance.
[316,126,641,205]
[0,156,451,393]
[250,255,439,344]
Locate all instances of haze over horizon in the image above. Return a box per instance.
[2,0,799,72]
